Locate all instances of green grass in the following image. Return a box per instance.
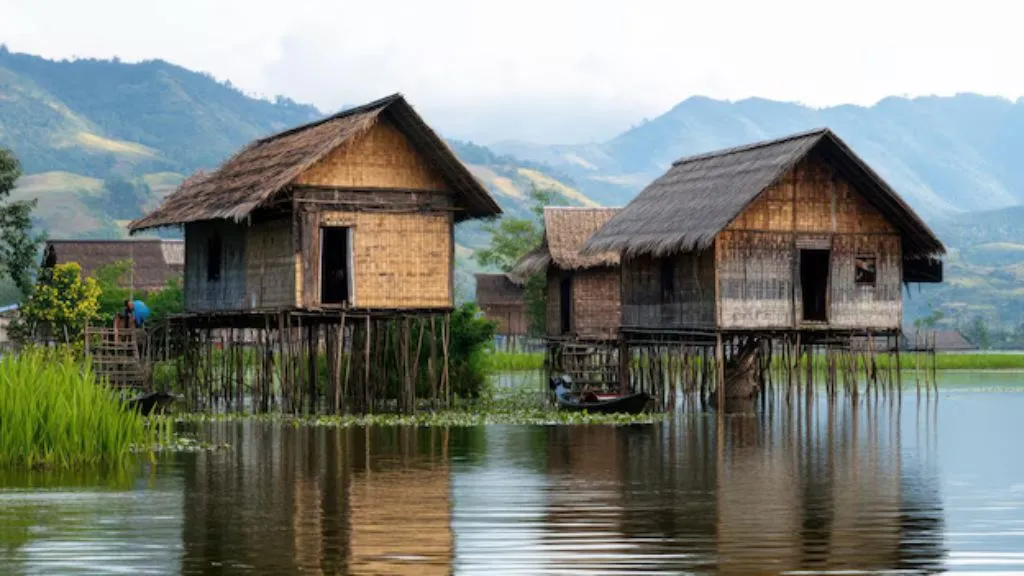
[485,351,545,371]
[0,350,150,469]
[485,351,1024,374]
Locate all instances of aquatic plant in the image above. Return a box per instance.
[0,350,147,469]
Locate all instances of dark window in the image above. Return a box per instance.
[855,256,877,286]
[207,233,222,282]
[660,258,676,302]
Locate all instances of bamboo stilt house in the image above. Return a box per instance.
[128,94,502,315]
[512,207,620,340]
[582,129,945,335]
[474,273,527,336]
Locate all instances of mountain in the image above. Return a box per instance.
[4,49,1024,330]
[492,94,1024,219]
[0,49,600,299]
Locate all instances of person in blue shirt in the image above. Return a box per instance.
[122,299,151,328]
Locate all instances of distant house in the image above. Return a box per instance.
[512,207,621,340]
[475,273,527,336]
[901,330,976,352]
[45,239,184,292]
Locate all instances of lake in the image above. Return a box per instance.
[2,373,1024,574]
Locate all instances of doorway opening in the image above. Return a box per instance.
[559,275,572,334]
[800,249,830,322]
[320,227,351,306]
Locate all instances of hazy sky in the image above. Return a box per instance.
[2,0,1019,143]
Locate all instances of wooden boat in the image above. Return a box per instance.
[555,390,653,415]
[125,391,175,416]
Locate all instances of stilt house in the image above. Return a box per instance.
[129,94,501,314]
[512,207,620,340]
[583,129,944,336]
[474,273,527,337]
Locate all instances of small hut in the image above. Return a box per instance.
[129,93,501,315]
[45,239,184,292]
[474,273,527,339]
[512,207,621,341]
[126,93,502,414]
[584,129,944,336]
[583,128,946,403]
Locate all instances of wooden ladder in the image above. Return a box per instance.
[84,325,152,390]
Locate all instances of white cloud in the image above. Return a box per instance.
[1,0,1021,142]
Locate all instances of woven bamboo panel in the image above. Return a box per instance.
[479,303,528,336]
[718,231,794,329]
[295,119,449,192]
[727,156,894,234]
[829,234,901,328]
[244,218,295,309]
[310,211,451,309]
[349,466,452,575]
[572,267,621,339]
[621,250,716,330]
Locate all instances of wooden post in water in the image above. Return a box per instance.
[715,333,725,412]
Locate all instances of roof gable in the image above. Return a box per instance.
[583,129,944,259]
[129,94,501,231]
[475,273,525,305]
[510,207,620,278]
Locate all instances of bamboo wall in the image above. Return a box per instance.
[479,303,528,336]
[295,118,448,191]
[184,221,247,312]
[312,211,452,309]
[718,153,902,330]
[545,267,620,339]
[244,217,295,310]
[621,249,716,331]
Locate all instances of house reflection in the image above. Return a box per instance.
[539,400,946,573]
[180,423,452,575]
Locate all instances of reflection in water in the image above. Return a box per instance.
[4,381,1024,574]
[180,424,453,575]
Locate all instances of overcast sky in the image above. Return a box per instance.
[2,0,1020,143]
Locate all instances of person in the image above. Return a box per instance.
[131,299,151,329]
[550,374,574,403]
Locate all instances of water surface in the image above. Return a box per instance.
[2,375,1024,574]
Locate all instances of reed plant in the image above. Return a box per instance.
[0,350,148,469]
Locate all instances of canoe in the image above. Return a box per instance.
[125,391,175,416]
[555,391,653,415]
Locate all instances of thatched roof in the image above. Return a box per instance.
[129,93,501,231]
[46,239,184,291]
[475,273,524,306]
[583,128,945,259]
[510,207,620,278]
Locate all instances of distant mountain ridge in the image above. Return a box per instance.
[492,94,1024,219]
[3,49,1024,329]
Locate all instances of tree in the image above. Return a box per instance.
[473,186,560,336]
[13,262,101,344]
[0,148,41,296]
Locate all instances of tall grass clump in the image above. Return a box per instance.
[0,350,147,469]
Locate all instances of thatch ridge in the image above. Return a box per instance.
[510,207,620,278]
[583,129,945,259]
[129,93,501,231]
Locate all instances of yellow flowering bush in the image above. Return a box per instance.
[15,263,101,343]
